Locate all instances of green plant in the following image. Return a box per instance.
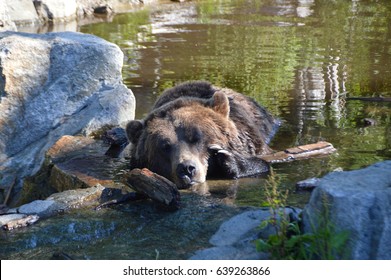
[304,195,350,260]
[255,169,350,260]
[255,169,311,259]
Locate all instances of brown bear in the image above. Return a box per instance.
[126,81,279,189]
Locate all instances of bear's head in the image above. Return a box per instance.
[126,91,241,189]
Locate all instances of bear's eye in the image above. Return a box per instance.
[188,127,202,144]
[160,140,172,153]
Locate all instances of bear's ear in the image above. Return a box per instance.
[125,120,144,144]
[211,91,230,119]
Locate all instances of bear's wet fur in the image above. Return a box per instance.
[126,81,279,189]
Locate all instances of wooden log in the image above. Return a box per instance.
[347,96,391,102]
[261,141,336,163]
[2,215,39,231]
[121,168,181,211]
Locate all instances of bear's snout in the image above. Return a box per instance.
[176,160,197,183]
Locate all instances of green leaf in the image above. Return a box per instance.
[255,239,270,252]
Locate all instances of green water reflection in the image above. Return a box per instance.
[80,0,391,204]
[1,0,390,260]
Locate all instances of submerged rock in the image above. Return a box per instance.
[15,184,105,217]
[21,135,129,203]
[302,160,391,260]
[295,177,321,191]
[0,31,135,205]
[362,118,377,126]
[47,184,105,208]
[0,184,106,230]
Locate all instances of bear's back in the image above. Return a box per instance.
[153,81,216,109]
[153,81,279,152]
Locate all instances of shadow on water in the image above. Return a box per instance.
[2,0,390,259]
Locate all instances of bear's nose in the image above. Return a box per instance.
[176,161,196,180]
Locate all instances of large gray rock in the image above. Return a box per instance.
[190,210,269,260]
[34,0,77,22]
[0,0,155,32]
[302,160,391,259]
[209,210,272,247]
[190,208,300,260]
[0,31,135,205]
[0,0,39,27]
[76,0,148,16]
[17,200,61,218]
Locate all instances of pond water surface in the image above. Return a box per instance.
[80,0,391,205]
[1,0,390,259]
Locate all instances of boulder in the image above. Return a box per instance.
[76,0,147,16]
[0,0,16,32]
[100,0,163,15]
[0,0,39,27]
[190,209,269,260]
[0,31,135,205]
[34,0,77,22]
[17,200,62,218]
[0,0,154,32]
[190,208,301,260]
[302,160,391,259]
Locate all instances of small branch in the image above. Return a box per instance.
[3,178,16,206]
[261,141,336,163]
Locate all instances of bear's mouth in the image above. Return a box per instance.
[175,160,205,189]
[176,175,201,189]
[178,175,195,188]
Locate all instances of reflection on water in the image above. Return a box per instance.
[80,0,390,227]
[80,0,391,186]
[2,0,390,259]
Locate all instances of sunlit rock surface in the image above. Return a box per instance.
[0,0,157,32]
[0,31,135,205]
[0,0,39,29]
[302,160,391,259]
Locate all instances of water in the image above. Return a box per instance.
[80,0,391,205]
[1,0,390,259]
[1,195,243,260]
